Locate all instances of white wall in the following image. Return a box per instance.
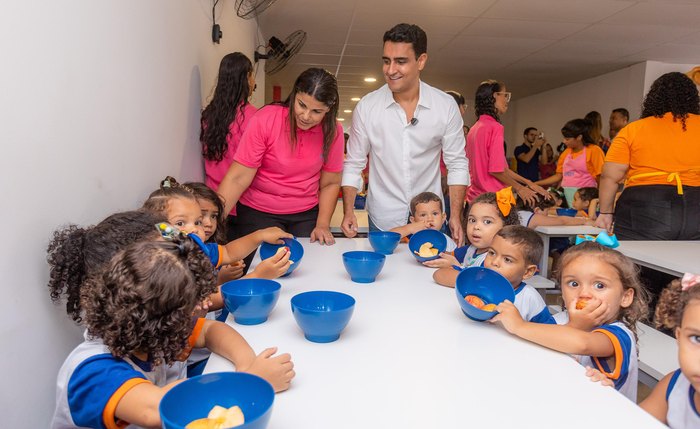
[0,1,264,426]
[643,60,698,95]
[506,62,647,155]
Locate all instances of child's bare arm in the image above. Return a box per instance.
[639,371,672,424]
[432,267,459,288]
[195,320,256,369]
[389,221,426,238]
[114,379,183,428]
[528,213,593,229]
[423,252,459,268]
[245,247,291,280]
[491,301,615,357]
[220,227,293,264]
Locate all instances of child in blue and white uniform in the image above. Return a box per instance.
[484,225,555,324]
[638,273,700,428]
[493,241,648,401]
[431,187,521,288]
[391,191,458,252]
[51,238,295,429]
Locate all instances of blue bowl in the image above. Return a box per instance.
[221,279,281,325]
[342,251,386,283]
[556,208,578,217]
[368,231,401,255]
[354,195,366,209]
[259,237,304,277]
[408,229,447,262]
[159,372,274,429]
[291,291,356,343]
[455,267,515,321]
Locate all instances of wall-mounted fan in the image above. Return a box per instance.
[235,0,279,20]
[254,30,307,75]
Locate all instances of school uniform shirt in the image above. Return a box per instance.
[553,312,638,402]
[513,282,555,324]
[342,81,469,231]
[204,103,258,215]
[665,369,700,429]
[52,320,205,429]
[454,245,487,268]
[444,233,457,252]
[235,105,345,214]
[188,233,223,269]
[518,210,534,227]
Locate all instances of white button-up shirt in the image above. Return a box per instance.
[342,80,470,231]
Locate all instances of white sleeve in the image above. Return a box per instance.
[341,100,370,190]
[442,101,470,186]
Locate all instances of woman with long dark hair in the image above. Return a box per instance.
[218,67,344,268]
[596,72,700,240]
[466,79,548,205]
[201,52,256,240]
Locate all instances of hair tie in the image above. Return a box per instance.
[155,222,183,240]
[495,187,516,216]
[161,176,179,189]
[681,273,700,291]
[574,232,619,248]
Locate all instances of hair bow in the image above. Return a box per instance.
[495,186,516,216]
[681,272,700,291]
[574,232,619,248]
[155,222,207,256]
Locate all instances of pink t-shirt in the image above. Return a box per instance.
[204,103,258,215]
[234,105,344,214]
[466,115,508,202]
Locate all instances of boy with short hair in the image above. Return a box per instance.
[485,225,555,324]
[390,191,457,251]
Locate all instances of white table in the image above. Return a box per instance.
[205,238,663,429]
[534,225,604,278]
[616,240,699,277]
[330,199,369,235]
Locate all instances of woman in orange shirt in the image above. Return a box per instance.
[596,72,700,240]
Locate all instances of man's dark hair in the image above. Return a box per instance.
[612,108,629,121]
[383,23,427,58]
[523,127,537,136]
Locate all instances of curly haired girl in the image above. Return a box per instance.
[47,210,164,323]
[51,238,295,429]
[639,274,700,428]
[493,241,649,401]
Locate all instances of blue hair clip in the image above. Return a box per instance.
[155,222,183,240]
[574,232,619,248]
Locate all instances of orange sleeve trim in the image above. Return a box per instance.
[216,245,224,269]
[178,317,207,361]
[556,149,568,174]
[102,378,151,429]
[591,328,623,380]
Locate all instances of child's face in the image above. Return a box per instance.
[410,201,445,230]
[560,254,634,324]
[466,202,504,250]
[197,198,219,242]
[572,192,587,211]
[484,235,537,288]
[676,299,700,391]
[167,197,205,240]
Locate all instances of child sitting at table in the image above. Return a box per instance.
[483,226,555,324]
[431,187,520,287]
[51,238,295,429]
[636,274,700,427]
[143,176,292,276]
[492,241,649,401]
[571,187,598,218]
[390,191,457,251]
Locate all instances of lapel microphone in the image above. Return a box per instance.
[410,117,418,126]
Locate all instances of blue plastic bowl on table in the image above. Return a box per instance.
[221,278,281,325]
[408,229,447,262]
[455,267,515,321]
[259,237,304,277]
[290,291,356,343]
[556,208,578,217]
[368,231,401,255]
[159,372,274,429]
[342,251,386,283]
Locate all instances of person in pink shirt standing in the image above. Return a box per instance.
[218,67,344,269]
[201,52,258,240]
[466,80,549,205]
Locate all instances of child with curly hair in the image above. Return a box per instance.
[638,274,700,427]
[51,238,295,429]
[493,242,649,401]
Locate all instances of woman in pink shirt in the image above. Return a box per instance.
[218,68,344,266]
[466,80,548,205]
[201,52,257,240]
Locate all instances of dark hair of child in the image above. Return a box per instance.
[655,279,700,331]
[409,191,443,215]
[495,225,543,266]
[576,187,599,203]
[183,182,227,243]
[47,210,165,323]
[82,238,217,366]
[467,192,521,226]
[142,176,197,216]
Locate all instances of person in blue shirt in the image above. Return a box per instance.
[514,127,544,182]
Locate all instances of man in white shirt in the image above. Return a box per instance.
[341,23,469,246]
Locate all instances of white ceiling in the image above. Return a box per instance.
[255,0,700,123]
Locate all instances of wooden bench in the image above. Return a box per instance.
[636,322,677,387]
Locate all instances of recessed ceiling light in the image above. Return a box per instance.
[364,77,377,82]
[351,97,360,101]
[338,118,345,121]
[343,109,352,113]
